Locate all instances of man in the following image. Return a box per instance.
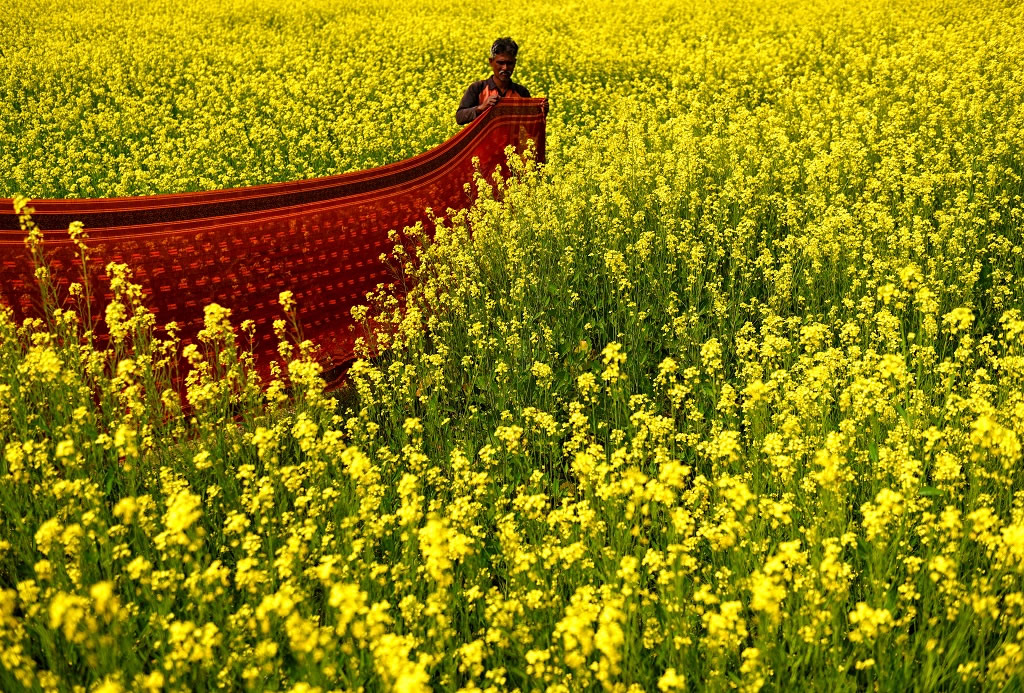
[456,37,531,125]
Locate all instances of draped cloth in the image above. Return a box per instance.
[0,99,547,374]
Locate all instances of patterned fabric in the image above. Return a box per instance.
[0,99,547,374]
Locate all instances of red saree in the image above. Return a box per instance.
[0,99,547,371]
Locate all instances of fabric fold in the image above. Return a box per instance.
[0,99,547,372]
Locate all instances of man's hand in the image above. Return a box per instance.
[476,94,500,114]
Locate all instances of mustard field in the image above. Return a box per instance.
[3,0,1024,690]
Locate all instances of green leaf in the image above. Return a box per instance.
[893,401,909,423]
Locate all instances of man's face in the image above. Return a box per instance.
[489,52,517,86]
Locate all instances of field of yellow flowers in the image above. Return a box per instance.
[3,0,1024,690]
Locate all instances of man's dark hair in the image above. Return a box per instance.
[489,37,519,59]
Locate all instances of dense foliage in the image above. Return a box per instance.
[2,0,1024,690]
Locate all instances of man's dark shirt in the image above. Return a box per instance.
[456,77,531,125]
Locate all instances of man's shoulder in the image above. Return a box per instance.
[511,82,531,98]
